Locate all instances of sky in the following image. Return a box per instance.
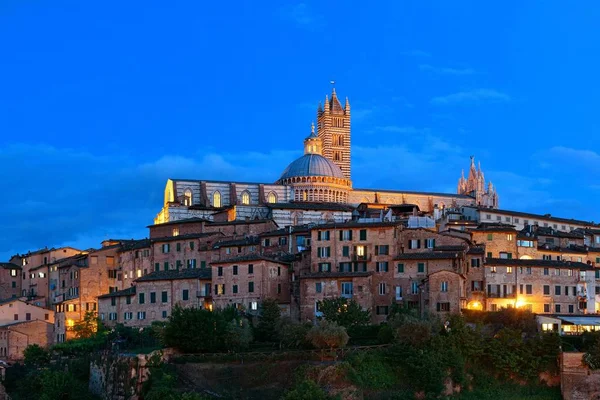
[2,1,600,260]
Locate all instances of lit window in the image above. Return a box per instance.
[184,189,192,206]
[213,191,221,207]
[241,191,250,205]
[172,228,179,237]
[355,245,365,257]
[267,192,277,204]
[507,267,513,274]
[250,301,258,311]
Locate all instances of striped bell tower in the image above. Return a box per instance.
[317,87,351,180]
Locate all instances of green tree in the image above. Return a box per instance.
[223,319,253,351]
[23,344,50,367]
[584,336,600,369]
[318,297,370,328]
[283,380,331,400]
[163,305,228,352]
[38,370,94,400]
[306,321,349,350]
[71,311,99,339]
[255,298,281,342]
[278,319,312,349]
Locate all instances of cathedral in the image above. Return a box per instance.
[155,88,499,226]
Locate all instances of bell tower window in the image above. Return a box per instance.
[241,191,250,205]
[183,189,192,206]
[333,151,342,162]
[213,191,221,208]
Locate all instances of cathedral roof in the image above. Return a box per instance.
[279,154,345,180]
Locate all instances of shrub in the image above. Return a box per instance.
[318,297,371,328]
[283,380,331,400]
[223,319,253,351]
[255,299,281,342]
[584,336,600,369]
[23,344,50,367]
[306,321,349,350]
[278,319,312,349]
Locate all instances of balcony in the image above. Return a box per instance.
[486,292,516,299]
[197,290,211,298]
[352,254,371,262]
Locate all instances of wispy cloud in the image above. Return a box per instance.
[431,89,511,106]
[419,64,476,75]
[280,3,324,29]
[400,50,431,58]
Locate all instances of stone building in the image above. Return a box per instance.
[0,320,54,361]
[211,255,291,315]
[0,299,54,325]
[97,269,212,328]
[0,264,21,301]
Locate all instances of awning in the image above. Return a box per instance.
[557,316,600,326]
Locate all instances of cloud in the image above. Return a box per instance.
[419,64,476,75]
[280,3,324,29]
[431,89,511,106]
[400,50,431,58]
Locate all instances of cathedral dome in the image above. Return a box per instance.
[279,154,344,181]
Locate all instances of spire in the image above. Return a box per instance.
[324,95,330,111]
[345,96,350,112]
[304,123,322,155]
[309,121,317,137]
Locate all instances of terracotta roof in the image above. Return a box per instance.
[312,221,400,230]
[485,258,592,270]
[211,255,291,265]
[147,217,210,228]
[433,245,466,252]
[0,263,21,270]
[97,286,136,299]
[151,232,223,243]
[472,207,599,227]
[467,246,485,255]
[537,244,588,254]
[394,251,463,260]
[300,271,372,279]
[135,268,211,282]
[260,225,311,237]
[212,236,260,249]
[208,219,276,226]
[471,223,516,232]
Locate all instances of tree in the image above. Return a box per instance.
[71,311,99,339]
[278,318,312,349]
[255,298,281,342]
[23,344,50,367]
[584,336,600,370]
[283,380,331,400]
[318,297,370,328]
[163,305,228,352]
[306,321,349,350]
[223,319,253,351]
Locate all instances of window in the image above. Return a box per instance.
[233,265,238,275]
[569,305,574,313]
[226,247,231,254]
[440,281,448,292]
[425,238,435,248]
[248,282,254,293]
[241,191,250,205]
[376,262,389,272]
[555,268,560,276]
[397,263,404,273]
[487,252,492,258]
[507,267,513,274]
[417,263,425,274]
[526,267,532,275]
[317,247,331,258]
[436,303,450,312]
[318,263,331,272]
[341,282,353,297]
[565,286,570,296]
[376,245,389,255]
[233,285,238,294]
[395,286,403,300]
[359,230,367,241]
[355,245,366,257]
[154,263,160,272]
[218,267,223,276]
[499,252,512,259]
[340,230,353,241]
[491,304,498,312]
[506,234,513,241]
[378,283,386,295]
[487,234,493,241]
[486,214,491,220]
[138,312,146,320]
[526,284,532,295]
[316,282,322,293]
[164,262,169,271]
[162,311,168,318]
[162,244,170,253]
[543,268,549,276]
[408,239,421,249]
[124,312,133,320]
[518,240,534,247]
[496,216,501,221]
[13,314,17,321]
[162,291,168,303]
[213,191,221,207]
[267,192,277,204]
[176,243,181,252]
[215,284,224,295]
[10,270,17,277]
[555,286,561,296]
[543,285,550,295]
[376,306,389,315]
[250,301,258,311]
[126,296,131,305]
[342,246,350,257]
[111,297,116,306]
[471,258,480,268]
[248,264,254,274]
[277,267,281,276]
[150,292,156,304]
[555,304,561,313]
[187,259,197,268]
[490,266,497,273]
[26,313,31,321]
[339,262,352,272]
[411,281,419,294]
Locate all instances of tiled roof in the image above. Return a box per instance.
[97,286,136,299]
[211,255,291,265]
[212,236,260,249]
[135,268,211,282]
[471,223,516,232]
[0,263,21,270]
[208,219,276,226]
[119,239,151,251]
[472,206,599,227]
[300,271,372,279]
[147,217,210,228]
[312,221,400,229]
[532,227,584,239]
[467,246,485,255]
[537,244,588,254]
[151,232,223,243]
[260,225,311,237]
[485,258,592,270]
[433,245,466,252]
[394,251,463,260]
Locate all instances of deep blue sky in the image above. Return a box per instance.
[2,1,600,259]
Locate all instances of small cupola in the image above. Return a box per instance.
[304,122,322,155]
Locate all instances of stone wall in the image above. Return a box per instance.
[561,352,600,400]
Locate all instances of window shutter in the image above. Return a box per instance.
[417,239,421,248]
[339,230,343,241]
[349,230,353,240]
[432,239,436,248]
[408,240,412,249]
[375,245,379,255]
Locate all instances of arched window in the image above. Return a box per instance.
[241,191,250,205]
[213,191,221,208]
[183,189,193,206]
[267,192,277,204]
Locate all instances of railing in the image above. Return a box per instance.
[486,292,516,299]
[352,254,371,262]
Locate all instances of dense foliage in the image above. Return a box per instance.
[318,297,371,328]
[254,298,282,342]
[306,321,349,350]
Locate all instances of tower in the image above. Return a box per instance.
[457,157,499,208]
[317,87,351,180]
